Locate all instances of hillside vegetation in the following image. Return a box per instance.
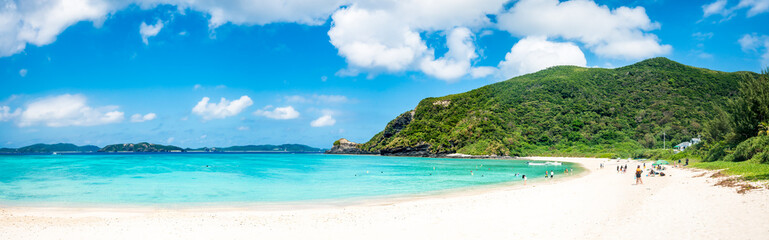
[0,143,100,153]
[98,142,184,152]
[357,58,754,157]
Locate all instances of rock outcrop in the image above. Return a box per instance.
[325,138,376,154]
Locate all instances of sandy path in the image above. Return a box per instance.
[1,157,768,240]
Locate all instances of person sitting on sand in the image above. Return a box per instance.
[635,165,643,185]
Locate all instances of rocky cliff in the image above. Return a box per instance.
[325,138,376,154]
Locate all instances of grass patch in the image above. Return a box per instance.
[691,161,769,181]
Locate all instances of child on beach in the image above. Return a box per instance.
[522,175,527,185]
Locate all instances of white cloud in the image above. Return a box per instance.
[497,36,586,79]
[130,112,157,122]
[703,0,729,17]
[0,0,113,57]
[311,114,336,127]
[0,0,344,57]
[702,0,769,19]
[192,95,253,120]
[739,34,764,51]
[419,27,495,81]
[193,84,202,90]
[0,106,21,121]
[18,68,27,77]
[139,20,163,45]
[254,106,300,119]
[17,94,124,127]
[166,137,174,144]
[737,0,769,17]
[237,126,249,131]
[497,0,671,60]
[200,134,207,139]
[327,0,506,81]
[738,34,769,67]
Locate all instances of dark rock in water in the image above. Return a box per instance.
[325,138,376,155]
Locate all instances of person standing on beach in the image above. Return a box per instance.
[550,171,554,178]
[635,165,643,184]
[545,171,549,178]
[522,175,527,185]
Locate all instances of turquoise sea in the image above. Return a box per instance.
[0,153,578,206]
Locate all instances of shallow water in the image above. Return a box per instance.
[0,153,578,206]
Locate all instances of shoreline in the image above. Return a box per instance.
[3,157,768,239]
[0,157,589,211]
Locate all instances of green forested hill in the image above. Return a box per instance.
[98,142,183,152]
[358,58,754,157]
[0,143,100,153]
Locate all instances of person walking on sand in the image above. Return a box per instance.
[550,171,554,179]
[545,171,549,178]
[635,165,643,185]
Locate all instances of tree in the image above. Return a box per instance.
[728,68,769,142]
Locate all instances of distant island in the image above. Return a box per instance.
[0,143,100,154]
[1,143,324,153]
[99,142,185,152]
[186,144,324,153]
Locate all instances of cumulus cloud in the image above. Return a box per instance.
[139,19,163,45]
[17,94,124,127]
[254,106,300,119]
[130,112,157,122]
[328,0,506,81]
[192,95,253,120]
[419,27,495,81]
[0,106,21,121]
[497,36,586,79]
[310,115,336,127]
[0,0,344,57]
[18,68,27,77]
[738,34,769,67]
[0,0,113,57]
[497,0,671,60]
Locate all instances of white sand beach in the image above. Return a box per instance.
[2,157,768,240]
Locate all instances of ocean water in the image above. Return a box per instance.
[0,153,578,206]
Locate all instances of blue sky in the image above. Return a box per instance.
[1,0,768,148]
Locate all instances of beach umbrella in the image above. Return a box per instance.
[652,160,669,165]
